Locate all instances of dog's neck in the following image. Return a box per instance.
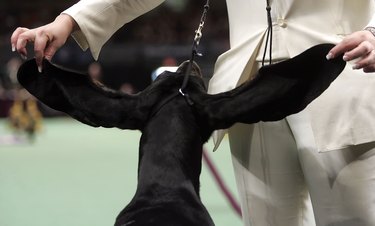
[135,95,206,198]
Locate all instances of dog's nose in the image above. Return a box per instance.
[176,61,202,77]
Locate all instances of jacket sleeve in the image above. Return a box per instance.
[366,13,375,28]
[62,0,165,60]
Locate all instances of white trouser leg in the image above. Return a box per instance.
[228,121,315,226]
[288,112,375,226]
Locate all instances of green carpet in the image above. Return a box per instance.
[0,118,242,226]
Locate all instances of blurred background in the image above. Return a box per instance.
[0,0,229,107]
[0,1,242,226]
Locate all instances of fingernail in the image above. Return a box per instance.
[352,64,359,70]
[38,66,42,73]
[11,44,15,52]
[326,53,333,60]
[20,54,27,60]
[343,55,349,61]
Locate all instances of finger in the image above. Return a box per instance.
[16,30,36,59]
[10,27,29,52]
[327,37,361,60]
[342,41,374,61]
[326,31,370,60]
[44,42,59,61]
[34,32,50,71]
[16,36,30,60]
[363,65,375,73]
[352,50,375,70]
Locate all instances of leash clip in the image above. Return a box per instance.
[179,88,186,97]
[179,88,194,106]
[194,21,204,45]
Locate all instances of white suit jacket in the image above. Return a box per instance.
[64,0,375,152]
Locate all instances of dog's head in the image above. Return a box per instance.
[151,60,206,95]
[145,61,207,113]
[154,60,202,81]
[176,60,202,78]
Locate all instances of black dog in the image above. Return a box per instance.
[17,44,345,226]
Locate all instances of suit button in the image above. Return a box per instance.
[277,19,287,28]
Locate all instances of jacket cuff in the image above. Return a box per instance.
[62,0,165,60]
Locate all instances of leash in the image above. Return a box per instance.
[179,0,210,105]
[149,0,212,119]
[151,2,243,218]
[261,0,273,66]
[177,0,272,219]
[179,0,272,99]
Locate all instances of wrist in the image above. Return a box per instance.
[364,26,375,37]
[55,14,79,34]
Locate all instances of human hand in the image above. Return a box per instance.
[10,14,77,72]
[327,29,375,73]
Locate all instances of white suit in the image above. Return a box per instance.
[63,0,375,225]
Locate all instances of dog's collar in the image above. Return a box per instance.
[147,89,194,121]
[179,88,194,105]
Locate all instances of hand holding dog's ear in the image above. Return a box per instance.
[327,30,375,72]
[11,14,77,72]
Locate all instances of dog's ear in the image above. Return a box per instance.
[191,43,346,130]
[17,59,146,130]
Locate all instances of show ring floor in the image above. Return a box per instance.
[0,118,241,226]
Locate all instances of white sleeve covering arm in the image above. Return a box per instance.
[365,13,375,28]
[62,0,165,60]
